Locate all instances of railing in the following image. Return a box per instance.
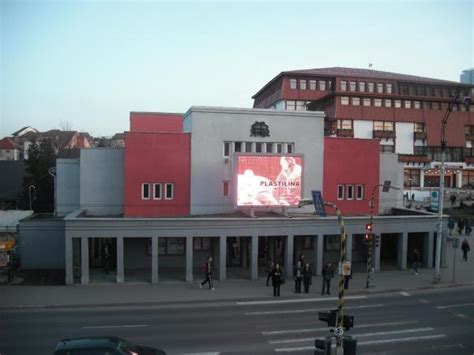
[373,130,395,139]
[414,132,427,140]
[336,129,354,138]
[398,154,429,163]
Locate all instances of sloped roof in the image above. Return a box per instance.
[252,66,470,98]
[0,137,21,150]
[11,126,38,137]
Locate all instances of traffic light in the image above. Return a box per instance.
[364,234,371,244]
[318,310,354,330]
[365,223,373,231]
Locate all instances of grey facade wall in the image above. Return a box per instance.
[379,153,404,214]
[19,219,65,269]
[183,107,325,215]
[57,159,80,216]
[80,148,124,216]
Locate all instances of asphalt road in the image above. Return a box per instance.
[1,285,473,355]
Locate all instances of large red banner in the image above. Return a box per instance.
[236,155,302,207]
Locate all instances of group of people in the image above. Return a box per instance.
[448,217,472,236]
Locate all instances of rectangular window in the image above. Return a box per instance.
[256,142,263,153]
[234,142,242,152]
[245,142,253,152]
[404,169,421,188]
[319,81,327,90]
[286,143,294,154]
[386,84,393,94]
[414,123,425,133]
[290,79,297,89]
[276,143,283,153]
[377,83,384,93]
[424,102,431,110]
[337,119,353,129]
[384,99,392,107]
[340,81,347,91]
[380,144,395,153]
[299,79,307,90]
[309,80,317,90]
[359,82,366,92]
[142,183,150,200]
[356,185,364,200]
[286,100,296,110]
[159,238,185,256]
[352,97,360,106]
[341,97,350,105]
[165,183,174,200]
[349,81,356,91]
[404,100,412,109]
[224,142,231,157]
[414,101,421,109]
[374,98,382,107]
[363,98,371,106]
[223,181,230,197]
[368,82,374,92]
[394,100,402,108]
[337,185,344,200]
[153,183,162,200]
[296,101,306,111]
[266,143,273,153]
[374,121,394,131]
[347,185,354,200]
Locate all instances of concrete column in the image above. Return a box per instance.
[285,235,294,279]
[397,232,408,270]
[186,236,193,282]
[116,237,124,283]
[219,236,226,281]
[441,228,448,268]
[251,235,258,280]
[423,232,434,268]
[268,237,274,261]
[80,237,89,285]
[151,237,159,283]
[65,236,73,285]
[374,235,381,272]
[420,169,425,189]
[345,234,353,261]
[313,235,323,275]
[456,172,463,188]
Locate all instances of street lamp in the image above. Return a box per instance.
[434,92,472,283]
[28,185,36,211]
[48,167,57,217]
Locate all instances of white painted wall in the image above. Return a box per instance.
[379,153,404,214]
[184,107,325,215]
[395,122,414,154]
[353,120,373,139]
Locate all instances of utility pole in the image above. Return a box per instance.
[28,185,36,211]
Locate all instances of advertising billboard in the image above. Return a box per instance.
[236,155,303,207]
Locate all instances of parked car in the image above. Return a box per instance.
[54,336,166,355]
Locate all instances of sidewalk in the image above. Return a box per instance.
[1,237,472,310]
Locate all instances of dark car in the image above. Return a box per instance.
[54,336,166,355]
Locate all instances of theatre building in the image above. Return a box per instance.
[19,107,444,285]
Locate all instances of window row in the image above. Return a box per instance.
[142,183,174,200]
[336,119,394,132]
[341,81,393,94]
[224,141,294,157]
[289,78,332,91]
[340,96,474,111]
[337,184,365,200]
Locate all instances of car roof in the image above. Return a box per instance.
[55,336,124,350]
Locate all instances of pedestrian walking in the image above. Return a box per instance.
[271,263,283,297]
[293,261,303,293]
[298,253,306,266]
[458,218,465,235]
[343,268,352,290]
[450,194,457,206]
[412,249,421,275]
[465,220,472,236]
[321,262,334,295]
[462,239,470,262]
[448,218,455,236]
[302,262,312,293]
[266,259,274,287]
[200,256,214,290]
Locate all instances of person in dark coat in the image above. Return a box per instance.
[200,256,214,290]
[102,240,113,275]
[293,261,303,293]
[271,263,283,297]
[302,262,313,293]
[321,262,334,295]
[412,249,421,275]
[266,259,274,286]
[462,239,470,261]
[458,218,465,235]
[344,267,352,290]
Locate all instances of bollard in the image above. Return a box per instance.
[343,336,357,355]
[314,336,332,355]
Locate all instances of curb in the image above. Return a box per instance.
[1,282,473,311]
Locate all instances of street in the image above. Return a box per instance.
[1,285,473,355]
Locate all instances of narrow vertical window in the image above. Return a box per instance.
[309,80,317,90]
[337,185,344,200]
[359,82,366,92]
[266,142,273,153]
[368,82,374,92]
[349,81,356,91]
[286,144,294,154]
[234,142,242,152]
[356,185,364,200]
[299,79,307,90]
[340,81,347,91]
[165,183,174,200]
[142,183,150,200]
[347,185,354,200]
[153,183,162,200]
[276,143,283,154]
[224,142,231,158]
[319,80,326,90]
[256,142,263,153]
[290,79,297,89]
[223,181,230,197]
[245,142,253,152]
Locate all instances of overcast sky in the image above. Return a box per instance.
[1,0,473,138]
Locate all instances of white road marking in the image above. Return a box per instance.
[436,303,474,309]
[424,343,465,351]
[262,320,418,336]
[455,313,468,318]
[236,295,366,306]
[418,299,429,303]
[246,304,383,316]
[82,324,148,329]
[269,327,434,345]
[400,291,411,296]
[275,334,447,352]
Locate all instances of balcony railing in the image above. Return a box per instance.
[336,128,354,138]
[398,154,429,163]
[465,156,474,164]
[465,133,474,141]
[414,132,427,140]
[373,130,395,139]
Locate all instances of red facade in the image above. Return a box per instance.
[323,137,380,215]
[130,112,183,133]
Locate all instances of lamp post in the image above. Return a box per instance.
[48,167,57,217]
[28,185,36,211]
[434,93,472,283]
[366,181,399,289]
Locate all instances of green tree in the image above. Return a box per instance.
[20,139,56,213]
